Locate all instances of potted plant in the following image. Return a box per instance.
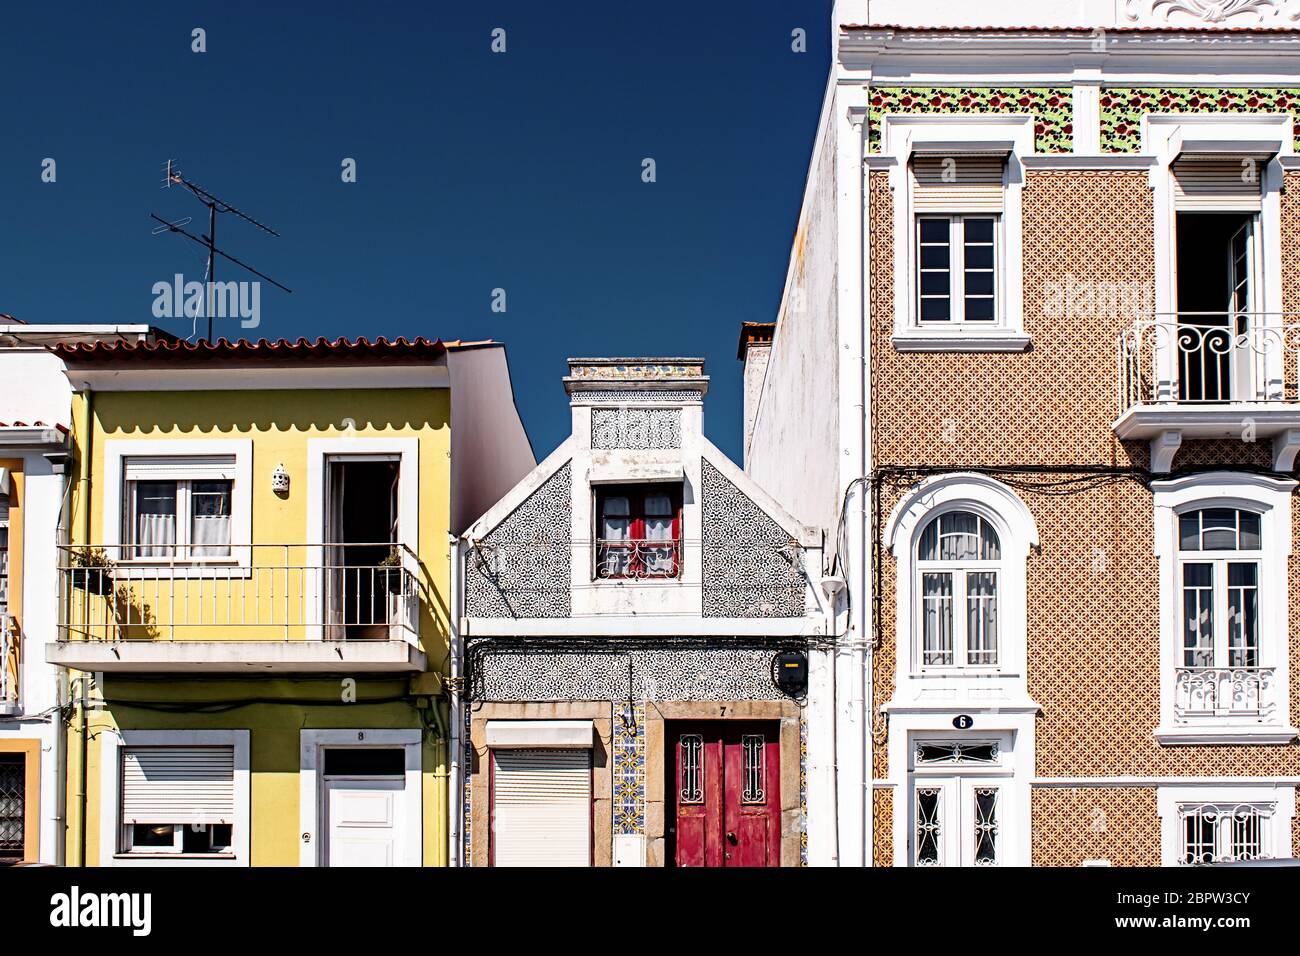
[376,547,406,595]
[70,547,116,596]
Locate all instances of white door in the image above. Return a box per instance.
[323,775,407,867]
[911,777,1004,867]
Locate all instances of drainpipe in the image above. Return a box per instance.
[859,97,875,871]
[447,534,462,867]
[73,386,93,867]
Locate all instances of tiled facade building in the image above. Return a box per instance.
[746,0,1300,866]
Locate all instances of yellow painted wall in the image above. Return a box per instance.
[68,388,452,667]
[64,386,453,866]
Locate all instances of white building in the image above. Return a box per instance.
[453,358,838,867]
[0,321,155,865]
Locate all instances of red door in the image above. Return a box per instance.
[669,722,780,867]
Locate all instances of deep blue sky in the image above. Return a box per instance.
[2,1,831,462]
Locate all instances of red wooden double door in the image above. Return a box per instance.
[668,721,781,867]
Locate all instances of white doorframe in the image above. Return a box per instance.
[299,728,422,867]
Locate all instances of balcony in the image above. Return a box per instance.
[1115,315,1300,472]
[48,543,426,673]
[1,616,18,715]
[1174,667,1277,723]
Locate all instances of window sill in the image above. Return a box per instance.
[1155,724,1299,746]
[114,852,237,860]
[892,330,1031,353]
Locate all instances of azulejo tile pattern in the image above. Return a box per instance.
[591,407,681,449]
[470,644,791,702]
[1100,87,1300,152]
[701,459,806,618]
[1032,788,1160,867]
[799,717,808,867]
[464,462,572,618]
[613,703,647,835]
[868,87,1074,153]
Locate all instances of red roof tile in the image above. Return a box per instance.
[53,335,452,365]
[0,420,69,434]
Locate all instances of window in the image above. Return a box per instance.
[916,511,1001,669]
[917,216,999,324]
[122,457,235,560]
[595,484,681,579]
[1178,508,1261,670]
[0,753,23,865]
[119,746,235,857]
[1153,474,1296,744]
[1179,804,1272,864]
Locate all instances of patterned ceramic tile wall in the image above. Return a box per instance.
[868,87,1074,153]
[613,703,647,835]
[1100,88,1300,153]
[1032,788,1161,866]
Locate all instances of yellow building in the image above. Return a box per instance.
[48,336,533,867]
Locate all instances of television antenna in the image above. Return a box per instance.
[152,159,292,341]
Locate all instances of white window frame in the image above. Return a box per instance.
[103,439,253,577]
[881,114,1032,352]
[915,214,1002,327]
[99,729,250,867]
[1145,114,1291,402]
[885,473,1038,688]
[1153,472,1298,744]
[1157,784,1295,866]
[298,728,423,868]
[915,511,1003,672]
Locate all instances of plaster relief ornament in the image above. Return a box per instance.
[1125,0,1300,24]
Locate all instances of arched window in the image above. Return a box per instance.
[916,511,1001,669]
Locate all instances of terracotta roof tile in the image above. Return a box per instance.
[737,322,776,360]
[0,420,69,434]
[53,335,452,365]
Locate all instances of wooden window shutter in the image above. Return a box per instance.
[121,746,236,825]
[491,748,590,866]
[912,155,1006,213]
[1172,156,1264,212]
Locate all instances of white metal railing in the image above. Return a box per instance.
[57,543,420,644]
[1174,666,1276,722]
[0,615,18,713]
[1117,314,1300,415]
[594,538,683,579]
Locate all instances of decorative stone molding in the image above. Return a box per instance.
[1124,0,1300,27]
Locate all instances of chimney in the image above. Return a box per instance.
[737,324,774,468]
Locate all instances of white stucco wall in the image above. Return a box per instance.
[746,82,843,542]
[0,349,73,865]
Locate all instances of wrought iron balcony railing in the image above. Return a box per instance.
[594,538,683,579]
[57,543,421,644]
[0,615,18,714]
[1173,666,1277,723]
[1117,314,1300,414]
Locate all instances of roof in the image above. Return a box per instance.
[842,24,1300,35]
[53,335,462,366]
[0,420,68,434]
[737,322,775,360]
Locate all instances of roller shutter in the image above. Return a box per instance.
[491,748,590,867]
[121,746,235,825]
[1173,155,1265,212]
[912,155,1006,213]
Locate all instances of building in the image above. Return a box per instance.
[746,0,1300,866]
[454,358,836,867]
[0,321,158,866]
[47,335,533,866]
